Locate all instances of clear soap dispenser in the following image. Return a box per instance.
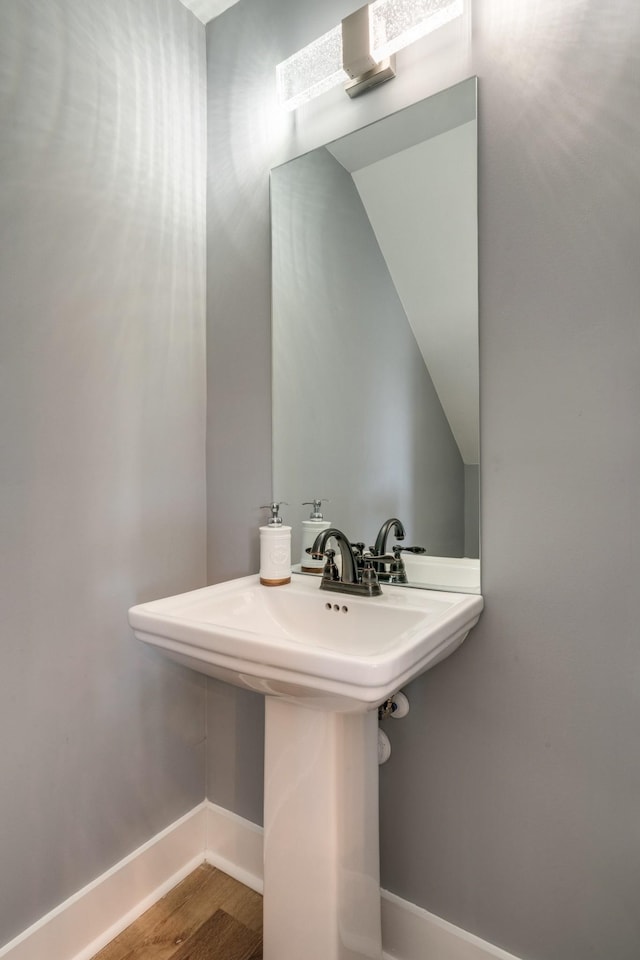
[300,499,330,573]
[259,502,291,586]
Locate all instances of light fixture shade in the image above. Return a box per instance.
[369,0,463,62]
[276,25,348,111]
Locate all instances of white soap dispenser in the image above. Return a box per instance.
[259,502,291,586]
[300,499,331,573]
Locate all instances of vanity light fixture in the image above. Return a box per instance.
[276,0,463,110]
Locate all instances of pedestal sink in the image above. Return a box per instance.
[129,575,483,960]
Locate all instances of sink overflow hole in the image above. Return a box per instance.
[324,602,349,614]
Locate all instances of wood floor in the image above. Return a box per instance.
[92,864,262,960]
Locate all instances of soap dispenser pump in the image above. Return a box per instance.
[259,502,291,586]
[300,499,331,573]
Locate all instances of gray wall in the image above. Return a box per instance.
[0,0,207,945]
[272,146,464,560]
[207,1,640,958]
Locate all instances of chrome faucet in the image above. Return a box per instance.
[311,527,390,597]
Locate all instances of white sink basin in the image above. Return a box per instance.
[129,574,483,712]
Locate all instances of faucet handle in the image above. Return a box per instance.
[360,556,384,589]
[364,555,393,586]
[320,547,340,582]
[389,546,408,583]
[366,553,394,564]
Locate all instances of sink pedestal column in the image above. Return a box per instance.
[263,697,382,960]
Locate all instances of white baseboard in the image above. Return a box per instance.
[0,803,208,960]
[0,800,522,960]
[380,890,523,960]
[204,801,264,894]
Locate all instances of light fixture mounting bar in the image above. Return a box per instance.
[344,57,396,98]
[342,4,396,97]
[275,0,463,109]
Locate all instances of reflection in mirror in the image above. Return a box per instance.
[271,78,479,593]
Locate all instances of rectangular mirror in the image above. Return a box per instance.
[271,77,479,593]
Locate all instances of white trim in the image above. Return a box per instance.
[0,800,523,960]
[380,889,524,960]
[0,804,208,960]
[204,801,264,894]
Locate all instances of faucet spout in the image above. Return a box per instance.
[312,528,358,584]
[374,518,406,556]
